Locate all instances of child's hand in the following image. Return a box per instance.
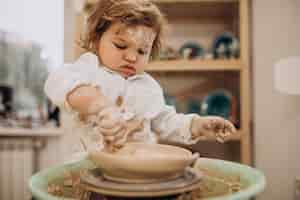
[67,85,110,115]
[95,107,144,152]
[96,106,126,137]
[190,115,236,143]
[105,117,144,152]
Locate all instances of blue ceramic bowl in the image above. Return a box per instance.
[212,32,239,59]
[201,90,232,119]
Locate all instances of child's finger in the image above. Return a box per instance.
[191,129,205,139]
[203,122,212,130]
[98,107,122,122]
[111,128,127,142]
[98,123,123,136]
[126,118,144,133]
[211,118,225,132]
[99,117,124,129]
[104,135,115,142]
[216,132,225,143]
[224,120,236,133]
[104,128,126,142]
[204,118,217,130]
[114,129,131,147]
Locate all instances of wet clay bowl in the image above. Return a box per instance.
[88,142,199,183]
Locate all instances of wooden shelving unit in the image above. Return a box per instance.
[147,0,250,165]
[74,0,251,165]
[154,0,250,165]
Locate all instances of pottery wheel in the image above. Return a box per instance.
[80,168,202,197]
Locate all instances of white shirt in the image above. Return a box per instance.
[44,53,197,150]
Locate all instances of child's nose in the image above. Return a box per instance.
[124,50,137,63]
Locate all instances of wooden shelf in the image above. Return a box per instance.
[146,59,243,72]
[0,127,63,137]
[155,1,238,19]
[86,0,238,4]
[85,0,238,19]
[86,0,239,4]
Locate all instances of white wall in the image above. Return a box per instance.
[0,0,64,69]
[253,0,300,199]
[64,0,77,62]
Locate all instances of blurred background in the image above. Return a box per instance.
[0,0,300,200]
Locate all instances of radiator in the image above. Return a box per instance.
[0,139,34,200]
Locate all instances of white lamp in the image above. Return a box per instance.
[274,56,300,95]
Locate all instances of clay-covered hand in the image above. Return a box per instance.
[104,117,144,153]
[108,117,144,149]
[190,115,236,143]
[94,106,140,136]
[83,105,128,152]
[95,106,127,139]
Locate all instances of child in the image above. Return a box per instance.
[44,0,236,152]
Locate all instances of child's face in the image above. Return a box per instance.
[98,22,156,78]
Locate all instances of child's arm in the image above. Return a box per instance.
[44,53,105,114]
[152,106,236,144]
[151,105,198,145]
[66,85,110,115]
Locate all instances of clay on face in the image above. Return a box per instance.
[115,24,156,55]
[97,22,157,78]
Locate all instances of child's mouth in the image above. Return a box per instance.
[121,66,136,77]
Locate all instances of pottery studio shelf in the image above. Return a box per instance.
[152,0,238,3]
[0,127,63,137]
[146,59,243,72]
[86,0,238,4]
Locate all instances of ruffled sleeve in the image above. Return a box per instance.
[44,53,100,109]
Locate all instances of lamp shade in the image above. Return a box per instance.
[274,57,300,95]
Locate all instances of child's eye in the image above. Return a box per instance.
[138,49,147,55]
[114,43,127,50]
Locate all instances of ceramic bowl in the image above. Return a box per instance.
[212,32,239,59]
[179,42,204,59]
[201,89,232,119]
[88,142,199,183]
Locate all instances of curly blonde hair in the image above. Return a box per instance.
[80,0,167,60]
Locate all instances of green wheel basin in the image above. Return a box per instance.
[29,158,265,200]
